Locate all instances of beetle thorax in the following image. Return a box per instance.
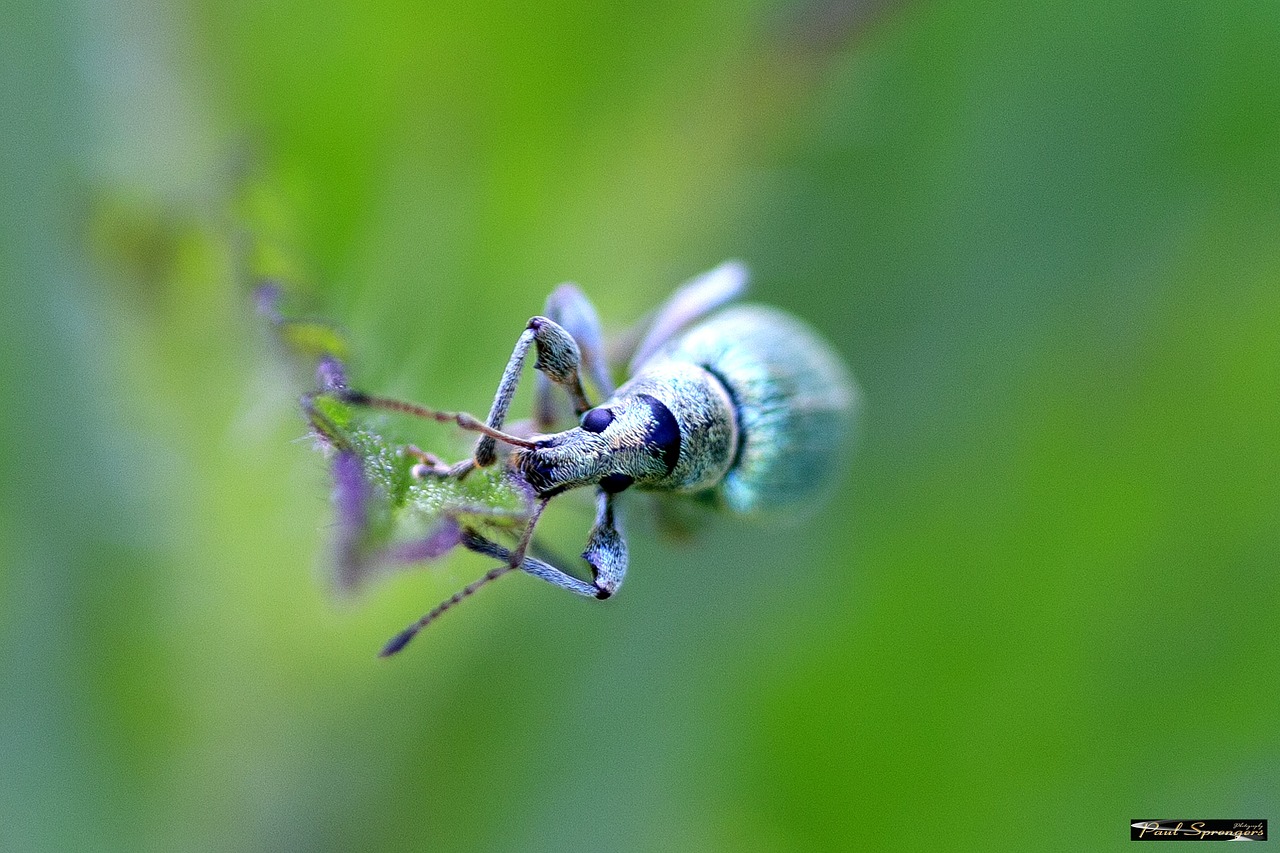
[619,361,738,493]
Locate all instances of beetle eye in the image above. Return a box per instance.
[581,407,614,433]
[637,394,681,474]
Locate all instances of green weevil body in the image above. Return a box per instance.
[635,303,856,514]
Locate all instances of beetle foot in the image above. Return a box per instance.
[403,446,476,480]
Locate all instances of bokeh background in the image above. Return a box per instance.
[4,0,1280,850]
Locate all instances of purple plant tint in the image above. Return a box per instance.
[331,449,373,591]
[254,281,285,326]
[316,354,348,391]
[388,518,463,564]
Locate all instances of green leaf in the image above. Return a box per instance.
[258,276,533,591]
[306,389,531,591]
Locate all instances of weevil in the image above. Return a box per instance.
[337,262,858,655]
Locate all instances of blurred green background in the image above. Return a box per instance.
[4,0,1280,850]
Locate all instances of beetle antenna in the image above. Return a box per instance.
[379,499,550,657]
[378,563,517,656]
[339,391,539,449]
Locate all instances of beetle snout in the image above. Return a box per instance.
[512,429,611,498]
[513,450,559,495]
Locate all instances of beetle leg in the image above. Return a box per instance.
[461,527,619,600]
[536,283,614,430]
[473,315,593,466]
[403,444,453,478]
[462,490,628,599]
[621,260,748,373]
[582,490,627,597]
[379,499,550,656]
[314,314,594,470]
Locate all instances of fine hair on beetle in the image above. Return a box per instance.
[329,262,857,657]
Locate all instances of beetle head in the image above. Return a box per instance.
[512,393,681,498]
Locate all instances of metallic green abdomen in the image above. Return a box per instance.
[652,305,857,514]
